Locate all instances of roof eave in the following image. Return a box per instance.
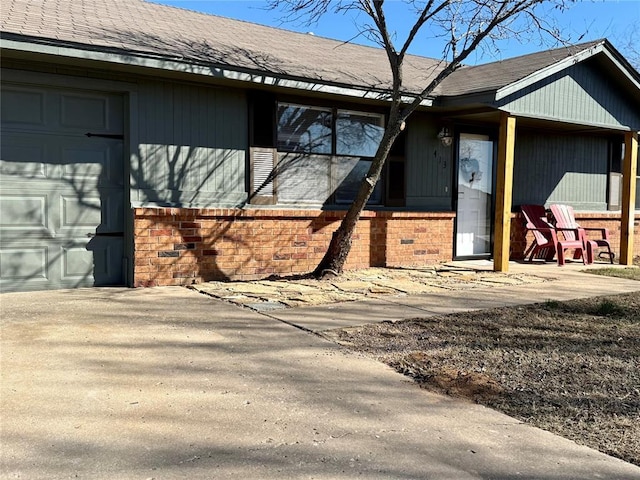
[0,35,433,107]
[432,90,497,108]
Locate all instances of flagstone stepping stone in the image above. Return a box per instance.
[224,283,281,295]
[331,281,374,293]
[372,279,431,294]
[257,281,319,294]
[368,285,397,295]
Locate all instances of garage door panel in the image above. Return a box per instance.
[0,194,48,231]
[62,146,108,179]
[1,88,44,126]
[0,247,48,281]
[0,240,97,290]
[2,87,123,132]
[88,237,125,286]
[61,94,108,130]
[58,92,124,134]
[101,191,125,233]
[105,142,125,186]
[0,140,47,178]
[58,193,124,235]
[61,139,123,186]
[60,195,102,231]
[61,244,94,280]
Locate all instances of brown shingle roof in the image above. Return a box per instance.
[1,0,445,94]
[0,1,618,100]
[434,40,605,96]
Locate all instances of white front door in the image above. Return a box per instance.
[456,133,494,257]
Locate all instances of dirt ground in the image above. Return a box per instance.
[323,292,640,466]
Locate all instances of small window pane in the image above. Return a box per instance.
[335,158,382,205]
[277,153,331,204]
[336,111,384,157]
[277,104,332,154]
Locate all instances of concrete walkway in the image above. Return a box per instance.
[1,264,639,479]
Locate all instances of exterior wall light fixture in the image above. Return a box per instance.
[437,127,453,147]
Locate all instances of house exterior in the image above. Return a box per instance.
[1,0,639,292]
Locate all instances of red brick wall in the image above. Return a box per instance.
[510,210,640,261]
[133,208,455,287]
[133,207,638,286]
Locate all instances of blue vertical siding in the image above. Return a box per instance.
[512,132,609,210]
[133,80,247,207]
[405,115,452,210]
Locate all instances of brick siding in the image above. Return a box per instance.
[133,208,455,287]
[133,207,638,287]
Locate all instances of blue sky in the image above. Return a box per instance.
[152,0,639,65]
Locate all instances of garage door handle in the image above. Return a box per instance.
[87,232,124,238]
[85,132,124,140]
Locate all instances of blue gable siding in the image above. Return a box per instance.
[498,60,640,131]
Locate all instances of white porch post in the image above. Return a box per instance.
[620,131,638,265]
[493,112,517,272]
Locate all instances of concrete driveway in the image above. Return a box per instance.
[1,286,639,479]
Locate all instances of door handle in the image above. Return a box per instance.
[87,232,124,238]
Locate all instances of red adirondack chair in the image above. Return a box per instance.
[550,204,614,264]
[520,205,588,266]
[520,205,557,262]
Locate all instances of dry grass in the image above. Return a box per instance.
[585,256,640,281]
[586,267,640,281]
[325,292,640,466]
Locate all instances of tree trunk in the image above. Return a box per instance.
[313,118,403,277]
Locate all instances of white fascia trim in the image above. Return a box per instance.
[495,42,640,101]
[0,39,432,107]
[599,48,640,92]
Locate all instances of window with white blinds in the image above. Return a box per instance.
[273,102,385,206]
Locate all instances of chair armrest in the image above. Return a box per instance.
[555,227,583,242]
[581,227,609,240]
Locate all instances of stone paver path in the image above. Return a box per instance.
[191,266,549,310]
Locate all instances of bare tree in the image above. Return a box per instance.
[269,0,572,277]
[618,26,639,71]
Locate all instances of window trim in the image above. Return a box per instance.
[607,137,623,211]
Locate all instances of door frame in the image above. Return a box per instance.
[453,126,498,260]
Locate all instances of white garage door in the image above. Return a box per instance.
[0,83,125,292]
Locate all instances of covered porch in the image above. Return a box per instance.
[492,114,638,271]
[433,40,640,271]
